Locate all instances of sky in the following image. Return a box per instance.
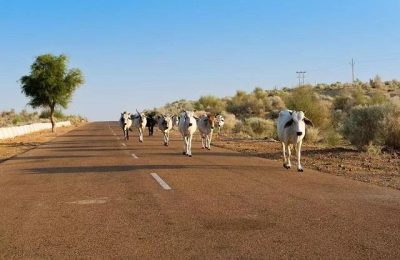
[1,0,399,120]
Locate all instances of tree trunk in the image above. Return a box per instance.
[50,105,56,133]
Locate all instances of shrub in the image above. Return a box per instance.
[162,99,195,115]
[324,129,342,147]
[284,85,331,128]
[40,109,65,119]
[351,87,369,106]
[244,117,275,138]
[383,105,400,149]
[232,121,252,137]
[265,96,285,112]
[341,105,386,149]
[195,95,226,114]
[64,115,88,126]
[369,91,388,105]
[333,94,354,112]
[0,109,40,127]
[304,127,321,144]
[218,112,237,133]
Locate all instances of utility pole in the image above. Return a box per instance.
[350,58,355,83]
[296,71,306,86]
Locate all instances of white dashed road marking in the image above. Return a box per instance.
[132,154,138,159]
[121,143,126,146]
[67,197,108,205]
[150,173,172,190]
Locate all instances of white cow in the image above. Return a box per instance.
[178,111,197,157]
[131,110,147,142]
[172,115,179,129]
[156,114,173,146]
[277,110,313,172]
[197,114,215,150]
[215,114,225,134]
[119,111,132,140]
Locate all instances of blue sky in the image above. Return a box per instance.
[1,0,399,120]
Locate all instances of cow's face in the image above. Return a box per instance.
[208,115,215,129]
[284,111,313,136]
[121,112,131,126]
[216,115,225,127]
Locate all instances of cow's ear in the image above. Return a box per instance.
[304,117,314,127]
[284,119,293,128]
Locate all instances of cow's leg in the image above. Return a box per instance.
[126,129,129,140]
[182,136,187,155]
[139,128,143,142]
[187,134,192,157]
[208,132,213,150]
[165,131,169,146]
[205,135,210,150]
[286,144,292,169]
[201,134,205,149]
[296,141,303,172]
[281,142,287,168]
[163,132,168,146]
[282,142,291,169]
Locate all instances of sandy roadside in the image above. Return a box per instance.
[0,124,84,163]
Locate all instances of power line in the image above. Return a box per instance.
[350,58,355,83]
[296,71,306,86]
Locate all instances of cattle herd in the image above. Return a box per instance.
[119,109,313,172]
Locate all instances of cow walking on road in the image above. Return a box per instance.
[178,111,197,157]
[156,114,173,146]
[131,110,147,142]
[119,111,132,140]
[277,110,313,172]
[215,114,225,134]
[146,115,157,136]
[197,114,215,150]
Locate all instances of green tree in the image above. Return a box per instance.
[20,54,84,132]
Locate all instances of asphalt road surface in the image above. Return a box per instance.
[1,122,399,259]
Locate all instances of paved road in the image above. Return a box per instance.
[1,122,399,259]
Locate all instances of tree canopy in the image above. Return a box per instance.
[20,54,84,132]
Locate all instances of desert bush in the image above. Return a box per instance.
[333,94,354,112]
[162,99,195,115]
[382,104,400,149]
[341,105,386,149]
[64,115,88,126]
[351,87,369,106]
[324,129,342,146]
[232,121,252,137]
[304,127,321,144]
[284,85,331,128]
[227,90,265,118]
[218,112,237,133]
[243,117,275,138]
[195,95,226,114]
[0,109,40,127]
[265,95,285,112]
[369,91,388,105]
[366,144,382,156]
[40,109,65,119]
[370,75,384,89]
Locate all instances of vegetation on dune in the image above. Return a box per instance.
[0,109,87,128]
[154,75,400,151]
